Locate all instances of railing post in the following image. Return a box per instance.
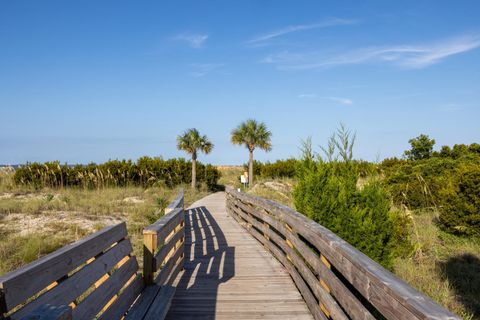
[143,230,157,286]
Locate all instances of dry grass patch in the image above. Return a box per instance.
[0,182,210,275]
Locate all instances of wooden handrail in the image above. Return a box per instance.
[0,222,142,320]
[165,188,184,214]
[143,189,185,286]
[225,186,460,320]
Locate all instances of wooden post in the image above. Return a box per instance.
[143,231,157,286]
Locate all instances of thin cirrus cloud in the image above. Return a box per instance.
[247,18,357,44]
[189,63,225,77]
[174,32,209,48]
[323,97,354,105]
[298,93,317,99]
[298,94,353,105]
[262,34,480,70]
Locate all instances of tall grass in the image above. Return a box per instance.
[12,157,220,190]
[0,182,210,275]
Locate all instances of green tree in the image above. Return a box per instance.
[176,128,214,190]
[231,119,272,186]
[404,134,436,160]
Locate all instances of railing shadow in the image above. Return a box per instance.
[438,253,480,318]
[166,205,235,319]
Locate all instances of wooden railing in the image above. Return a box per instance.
[226,186,460,320]
[142,188,185,287]
[0,222,142,320]
[0,189,185,320]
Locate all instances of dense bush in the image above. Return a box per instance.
[13,157,221,190]
[293,129,410,269]
[243,159,299,179]
[382,143,480,236]
[294,159,409,269]
[439,166,480,236]
[434,143,480,159]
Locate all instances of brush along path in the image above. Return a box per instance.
[166,192,313,319]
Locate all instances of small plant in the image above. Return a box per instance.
[145,210,161,224]
[156,197,169,213]
[45,194,54,202]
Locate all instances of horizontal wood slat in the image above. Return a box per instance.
[155,228,185,268]
[72,256,138,319]
[12,238,133,319]
[144,208,184,246]
[155,244,184,285]
[0,223,128,313]
[98,274,144,320]
[226,187,460,320]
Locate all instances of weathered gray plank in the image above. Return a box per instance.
[124,284,161,320]
[165,189,184,214]
[72,256,138,319]
[155,227,185,268]
[155,244,184,285]
[20,304,71,320]
[12,238,133,319]
[143,286,176,320]
[98,274,144,320]
[0,223,128,313]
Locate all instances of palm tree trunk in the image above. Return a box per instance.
[191,157,197,190]
[249,150,254,186]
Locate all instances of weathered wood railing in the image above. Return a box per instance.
[142,188,185,286]
[0,189,185,320]
[0,222,143,320]
[123,189,185,319]
[226,186,460,320]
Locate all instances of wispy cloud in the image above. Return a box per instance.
[174,33,209,48]
[262,34,480,70]
[322,96,353,105]
[189,63,224,77]
[247,18,357,44]
[298,93,317,99]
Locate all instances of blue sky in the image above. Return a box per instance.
[1,1,479,165]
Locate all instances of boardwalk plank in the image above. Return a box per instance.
[165,192,313,320]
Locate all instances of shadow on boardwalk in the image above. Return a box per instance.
[166,206,235,319]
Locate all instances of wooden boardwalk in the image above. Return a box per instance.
[166,192,313,319]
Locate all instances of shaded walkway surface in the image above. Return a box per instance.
[166,192,313,320]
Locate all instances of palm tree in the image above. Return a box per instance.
[231,119,272,186]
[177,128,214,190]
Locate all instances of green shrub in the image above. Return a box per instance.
[294,128,410,269]
[242,159,299,179]
[383,142,480,237]
[294,160,405,269]
[439,167,480,236]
